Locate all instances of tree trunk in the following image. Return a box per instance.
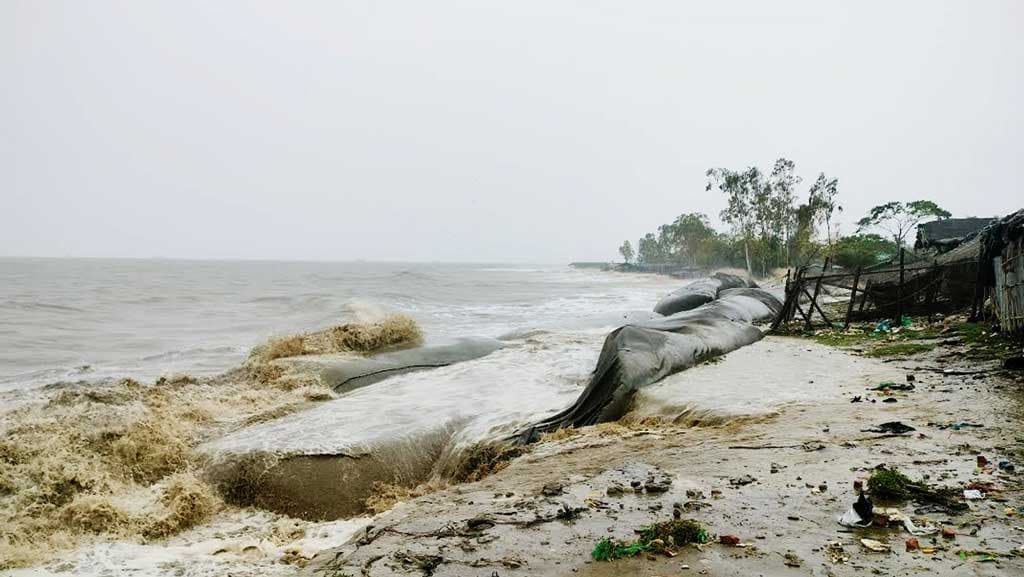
[743,240,752,278]
[825,216,832,270]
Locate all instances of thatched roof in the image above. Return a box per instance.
[979,209,1024,287]
[916,217,993,248]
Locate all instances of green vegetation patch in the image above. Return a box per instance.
[868,467,918,500]
[639,519,709,546]
[813,330,873,347]
[956,322,1022,360]
[865,343,935,358]
[592,539,649,561]
[592,519,709,561]
[812,320,1020,361]
[867,467,967,512]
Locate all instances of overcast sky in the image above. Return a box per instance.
[3,1,1021,262]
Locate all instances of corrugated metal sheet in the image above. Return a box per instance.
[994,237,1024,335]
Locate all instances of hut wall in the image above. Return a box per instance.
[995,237,1024,335]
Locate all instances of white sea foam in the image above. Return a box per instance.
[4,510,371,577]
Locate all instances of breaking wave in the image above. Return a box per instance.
[0,315,423,570]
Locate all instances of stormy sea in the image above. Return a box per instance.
[1,258,682,575]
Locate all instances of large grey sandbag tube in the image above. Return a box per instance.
[203,416,465,520]
[518,288,782,443]
[276,337,504,394]
[200,339,581,521]
[652,272,754,316]
[324,338,504,393]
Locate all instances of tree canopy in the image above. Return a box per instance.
[617,160,958,277]
[618,240,634,264]
[856,200,951,248]
[832,234,898,269]
[705,159,837,276]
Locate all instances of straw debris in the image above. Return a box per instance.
[245,314,422,386]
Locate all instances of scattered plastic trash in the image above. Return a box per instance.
[718,534,740,546]
[901,516,938,536]
[950,421,984,431]
[963,489,984,500]
[862,421,915,434]
[965,480,998,493]
[838,493,873,528]
[839,507,871,528]
[998,460,1015,473]
[861,506,938,535]
[942,527,956,539]
[957,549,999,562]
[854,492,873,519]
[977,455,989,467]
[860,538,891,552]
[906,537,919,551]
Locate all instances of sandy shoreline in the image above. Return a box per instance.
[3,290,1022,576]
[307,335,1024,576]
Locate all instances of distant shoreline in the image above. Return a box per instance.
[570,261,709,279]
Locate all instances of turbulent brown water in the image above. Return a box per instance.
[0,316,425,571]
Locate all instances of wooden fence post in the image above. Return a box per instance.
[896,248,905,321]
[805,258,829,330]
[844,266,862,329]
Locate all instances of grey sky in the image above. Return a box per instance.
[4,1,1021,262]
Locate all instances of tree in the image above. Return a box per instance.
[807,173,841,260]
[637,233,660,264]
[669,212,717,266]
[856,200,951,248]
[791,202,817,263]
[618,240,634,264]
[656,223,677,261]
[833,234,898,269]
[766,158,801,269]
[707,166,761,276]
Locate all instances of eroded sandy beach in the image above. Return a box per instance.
[308,336,1024,577]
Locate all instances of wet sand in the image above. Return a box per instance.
[308,336,1024,576]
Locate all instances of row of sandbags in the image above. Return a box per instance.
[517,287,782,442]
[200,278,780,521]
[652,272,757,316]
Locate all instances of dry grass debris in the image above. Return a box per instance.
[249,315,422,364]
[245,314,422,387]
[0,316,416,569]
[364,480,447,515]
